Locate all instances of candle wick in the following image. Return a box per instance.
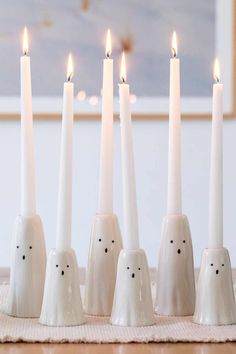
[122,77,125,83]
[106,52,110,59]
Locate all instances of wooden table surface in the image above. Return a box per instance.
[0,268,235,354]
[0,343,236,354]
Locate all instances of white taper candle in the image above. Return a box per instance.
[167,32,182,215]
[98,29,114,214]
[119,53,139,250]
[208,58,223,248]
[20,27,36,217]
[56,54,74,251]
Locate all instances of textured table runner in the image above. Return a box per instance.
[0,282,236,343]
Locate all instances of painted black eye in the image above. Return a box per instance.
[67,265,69,268]
[138,267,141,270]
[183,240,186,243]
[56,264,58,267]
[112,240,115,243]
[29,246,32,249]
[16,246,19,249]
[211,263,213,266]
[127,266,130,269]
[98,238,101,242]
[222,264,224,267]
[170,240,173,243]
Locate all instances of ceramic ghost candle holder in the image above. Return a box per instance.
[7,214,46,318]
[155,214,195,316]
[193,248,236,325]
[39,248,84,326]
[111,248,155,327]
[85,213,122,316]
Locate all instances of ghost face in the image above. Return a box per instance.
[47,250,78,287]
[199,248,233,283]
[116,250,148,294]
[158,215,194,267]
[123,262,142,280]
[15,240,36,262]
[90,215,122,262]
[166,237,188,255]
[96,233,117,255]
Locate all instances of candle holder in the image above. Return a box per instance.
[193,247,236,325]
[84,213,122,316]
[155,214,195,316]
[110,248,155,327]
[39,247,84,326]
[7,214,46,318]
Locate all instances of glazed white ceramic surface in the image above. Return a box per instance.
[7,215,46,318]
[39,248,84,326]
[194,248,236,325]
[155,214,195,316]
[111,248,155,327]
[84,213,122,316]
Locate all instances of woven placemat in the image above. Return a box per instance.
[0,283,236,343]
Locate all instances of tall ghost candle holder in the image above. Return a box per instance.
[39,55,84,326]
[193,60,236,325]
[155,33,195,316]
[85,30,122,316]
[7,28,46,318]
[110,54,155,327]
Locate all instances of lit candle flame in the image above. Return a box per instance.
[106,29,112,58]
[120,52,127,83]
[213,58,220,83]
[67,53,74,81]
[22,26,29,55]
[172,31,177,57]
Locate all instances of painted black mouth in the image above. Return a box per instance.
[61,270,64,276]
[177,249,181,254]
[22,255,25,260]
[105,248,108,253]
[132,273,135,278]
[216,270,219,275]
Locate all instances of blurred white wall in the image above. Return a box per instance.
[0,116,236,268]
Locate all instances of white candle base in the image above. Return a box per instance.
[39,248,84,326]
[111,248,155,327]
[84,214,122,316]
[7,215,46,318]
[193,248,236,325]
[155,214,195,316]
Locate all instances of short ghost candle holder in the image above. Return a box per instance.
[7,214,46,318]
[84,213,122,316]
[111,248,155,327]
[193,248,236,325]
[155,214,195,316]
[39,247,84,326]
